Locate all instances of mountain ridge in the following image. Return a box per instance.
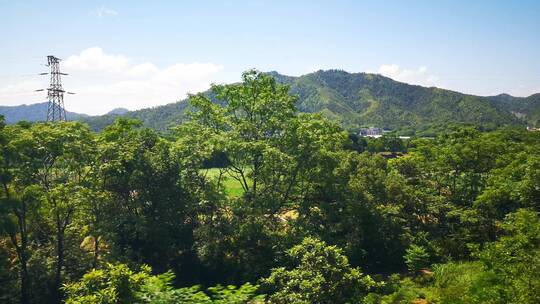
[0,102,89,124]
[2,70,539,134]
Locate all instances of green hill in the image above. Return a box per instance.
[271,70,522,134]
[82,70,527,134]
[80,101,190,131]
[487,93,540,127]
[6,70,538,134]
[0,102,89,124]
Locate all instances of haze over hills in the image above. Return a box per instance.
[0,102,89,124]
[106,107,130,115]
[2,70,539,134]
[0,104,129,124]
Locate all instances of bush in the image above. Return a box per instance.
[404,244,431,272]
[64,263,263,304]
[261,237,375,303]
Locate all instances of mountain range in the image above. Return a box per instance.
[0,102,89,124]
[1,70,538,135]
[0,103,128,125]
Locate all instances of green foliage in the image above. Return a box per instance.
[64,263,150,304]
[0,238,18,303]
[183,70,351,283]
[141,283,264,304]
[368,210,540,304]
[96,118,198,278]
[404,244,431,272]
[431,261,483,304]
[470,209,540,304]
[181,70,308,282]
[364,276,438,304]
[207,284,264,304]
[366,134,407,153]
[65,263,263,304]
[261,237,375,303]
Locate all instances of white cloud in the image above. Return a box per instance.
[126,62,159,77]
[0,47,224,115]
[0,80,45,105]
[61,47,223,114]
[64,47,130,73]
[377,64,439,87]
[0,80,41,97]
[94,6,118,17]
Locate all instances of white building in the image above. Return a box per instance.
[359,127,383,137]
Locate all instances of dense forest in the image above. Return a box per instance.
[1,70,539,303]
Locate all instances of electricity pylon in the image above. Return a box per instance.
[36,55,75,122]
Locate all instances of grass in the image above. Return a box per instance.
[201,167,249,198]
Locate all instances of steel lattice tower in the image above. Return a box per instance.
[45,55,67,122]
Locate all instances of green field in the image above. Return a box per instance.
[201,168,249,197]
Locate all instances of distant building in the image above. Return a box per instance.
[359,127,383,137]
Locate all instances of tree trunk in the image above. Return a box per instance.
[20,211,29,304]
[2,182,29,303]
[92,235,99,269]
[53,206,65,304]
[10,232,30,304]
[20,256,29,304]
[54,229,64,304]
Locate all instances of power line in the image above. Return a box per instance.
[36,56,75,122]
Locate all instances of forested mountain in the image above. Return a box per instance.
[284,71,540,131]
[3,70,539,134]
[487,93,540,127]
[0,102,88,124]
[80,100,190,131]
[79,70,536,134]
[271,70,523,134]
[105,107,130,115]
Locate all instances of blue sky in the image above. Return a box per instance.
[1,0,539,114]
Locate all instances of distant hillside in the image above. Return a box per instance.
[106,108,130,115]
[487,93,540,127]
[80,101,190,131]
[4,70,538,134]
[81,70,530,134]
[0,102,88,124]
[269,70,522,134]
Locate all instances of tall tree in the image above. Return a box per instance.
[183,70,350,282]
[33,122,95,302]
[0,119,35,304]
[96,118,198,282]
